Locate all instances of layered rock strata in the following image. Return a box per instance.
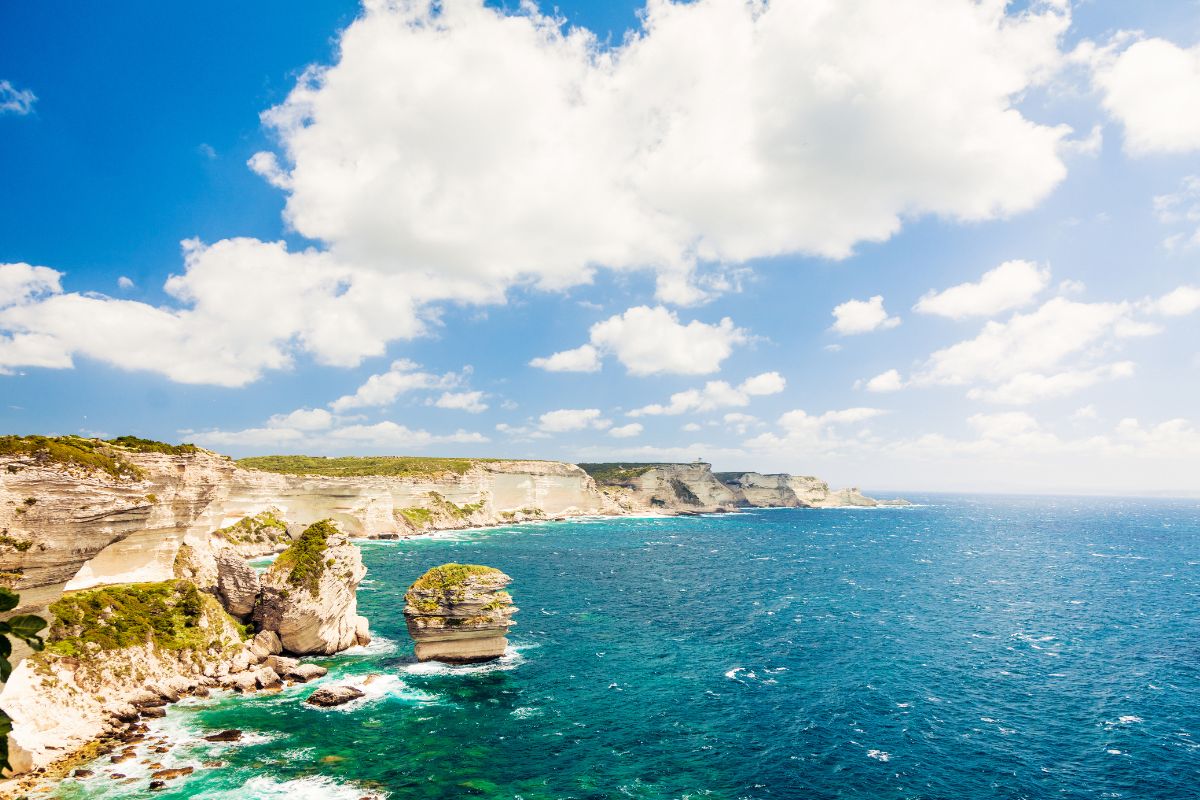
[404,564,517,664]
[255,520,370,655]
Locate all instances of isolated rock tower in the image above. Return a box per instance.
[404,564,517,664]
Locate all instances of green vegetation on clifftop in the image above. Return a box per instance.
[578,462,662,486]
[237,455,504,478]
[45,581,224,656]
[407,563,503,611]
[216,509,290,547]
[269,520,338,595]
[0,435,200,480]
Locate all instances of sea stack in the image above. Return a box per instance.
[404,564,517,664]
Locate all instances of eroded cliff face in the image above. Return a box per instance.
[255,521,370,655]
[0,449,611,612]
[582,463,906,512]
[404,564,517,664]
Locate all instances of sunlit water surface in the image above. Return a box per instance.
[54,497,1200,799]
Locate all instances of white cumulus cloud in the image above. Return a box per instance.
[534,306,748,376]
[914,260,1050,319]
[0,0,1077,385]
[630,371,786,416]
[330,359,463,412]
[1094,37,1200,155]
[863,369,904,393]
[830,296,901,335]
[608,423,644,439]
[538,408,609,433]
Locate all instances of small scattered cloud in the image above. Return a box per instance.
[329,359,464,412]
[532,306,747,376]
[538,408,609,433]
[529,344,601,373]
[914,260,1050,320]
[433,390,488,413]
[862,369,904,393]
[630,372,786,417]
[1153,176,1200,251]
[197,143,217,160]
[830,296,900,335]
[608,423,643,439]
[117,276,135,290]
[0,80,35,116]
[1147,285,1200,317]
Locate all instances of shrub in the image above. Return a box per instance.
[236,455,505,478]
[269,520,338,595]
[45,581,210,656]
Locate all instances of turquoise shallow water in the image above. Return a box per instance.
[55,496,1200,799]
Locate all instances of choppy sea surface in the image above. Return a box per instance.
[55,496,1200,799]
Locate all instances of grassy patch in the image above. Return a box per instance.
[236,455,505,478]
[45,581,220,656]
[398,507,434,526]
[0,435,145,480]
[268,519,338,595]
[578,462,663,486]
[0,530,33,552]
[104,436,200,455]
[407,563,503,611]
[216,509,289,547]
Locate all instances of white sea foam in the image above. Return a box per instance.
[867,750,891,761]
[196,774,387,799]
[341,635,400,657]
[404,644,529,676]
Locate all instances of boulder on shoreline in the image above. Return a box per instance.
[403,564,517,664]
[305,685,365,707]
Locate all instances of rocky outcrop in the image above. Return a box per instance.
[584,463,908,511]
[255,520,370,655]
[306,685,364,707]
[580,462,741,512]
[215,549,260,619]
[0,442,610,619]
[404,564,517,664]
[1,582,244,773]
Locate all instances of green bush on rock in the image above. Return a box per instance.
[268,520,339,596]
[45,580,218,656]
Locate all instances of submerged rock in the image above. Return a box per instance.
[404,564,517,664]
[202,730,243,743]
[254,520,369,655]
[305,685,365,707]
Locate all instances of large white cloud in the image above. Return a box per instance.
[914,260,1050,319]
[0,240,424,385]
[1,0,1076,385]
[534,306,748,376]
[911,297,1156,404]
[1094,37,1200,155]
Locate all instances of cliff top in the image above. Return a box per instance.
[268,519,340,595]
[579,462,710,485]
[237,454,511,478]
[0,435,201,480]
[409,563,506,593]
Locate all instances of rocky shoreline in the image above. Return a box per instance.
[0,437,907,789]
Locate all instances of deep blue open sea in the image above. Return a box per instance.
[55,496,1200,799]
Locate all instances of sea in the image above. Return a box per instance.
[52,496,1200,799]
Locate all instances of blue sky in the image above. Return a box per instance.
[2,0,1200,494]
